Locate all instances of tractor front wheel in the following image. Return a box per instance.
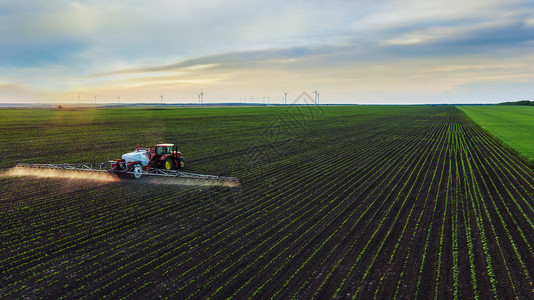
[164,157,174,170]
[178,157,185,169]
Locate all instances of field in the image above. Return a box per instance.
[459,105,534,164]
[1,105,534,298]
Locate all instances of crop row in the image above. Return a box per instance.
[1,106,533,298]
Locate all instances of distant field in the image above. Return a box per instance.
[458,105,534,163]
[1,106,534,298]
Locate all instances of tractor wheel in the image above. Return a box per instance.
[178,157,185,169]
[164,157,174,170]
[133,164,143,179]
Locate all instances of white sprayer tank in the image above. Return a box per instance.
[122,150,149,166]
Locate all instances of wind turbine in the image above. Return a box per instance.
[313,88,319,105]
[199,90,204,104]
[160,94,163,104]
[283,91,288,104]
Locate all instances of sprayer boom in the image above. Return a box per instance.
[17,163,109,172]
[15,163,239,184]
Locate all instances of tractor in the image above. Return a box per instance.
[111,143,185,178]
[148,143,185,170]
[18,142,240,183]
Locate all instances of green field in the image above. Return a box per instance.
[459,105,534,163]
[1,105,534,298]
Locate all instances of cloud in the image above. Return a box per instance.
[1,0,534,103]
[3,0,533,69]
[95,45,334,77]
[0,82,47,102]
[0,1,97,67]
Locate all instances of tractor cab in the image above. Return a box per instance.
[149,143,185,170]
[155,144,174,156]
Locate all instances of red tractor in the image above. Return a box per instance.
[111,143,185,178]
[148,143,185,170]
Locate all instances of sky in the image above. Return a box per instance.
[1,0,534,104]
